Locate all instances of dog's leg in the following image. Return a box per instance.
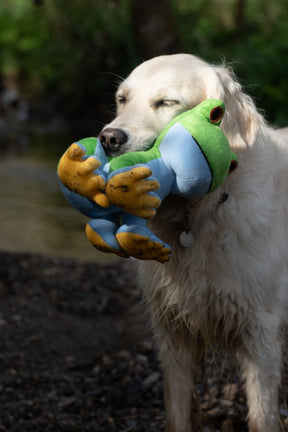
[157,328,202,432]
[237,332,283,432]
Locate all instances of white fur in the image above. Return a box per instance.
[103,54,288,432]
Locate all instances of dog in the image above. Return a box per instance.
[100,53,288,432]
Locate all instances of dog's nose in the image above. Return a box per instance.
[98,128,128,154]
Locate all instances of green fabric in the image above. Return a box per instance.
[79,137,97,156]
[109,143,160,171]
[154,99,235,192]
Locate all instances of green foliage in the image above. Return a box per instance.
[0,0,287,126]
[171,0,288,126]
[0,0,136,120]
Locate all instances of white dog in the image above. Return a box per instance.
[100,53,288,432]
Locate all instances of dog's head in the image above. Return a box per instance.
[99,54,263,157]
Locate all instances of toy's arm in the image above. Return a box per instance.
[58,176,112,218]
[106,166,160,219]
[57,142,109,208]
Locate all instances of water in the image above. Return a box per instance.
[0,130,119,262]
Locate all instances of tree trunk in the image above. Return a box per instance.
[235,0,246,29]
[130,0,182,60]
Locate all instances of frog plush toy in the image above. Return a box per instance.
[58,99,238,263]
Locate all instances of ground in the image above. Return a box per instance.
[0,251,287,432]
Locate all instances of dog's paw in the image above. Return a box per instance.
[116,231,171,263]
[58,143,109,207]
[106,166,160,218]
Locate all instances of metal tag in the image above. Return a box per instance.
[179,230,194,247]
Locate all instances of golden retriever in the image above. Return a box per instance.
[97,54,288,431]
[99,54,288,432]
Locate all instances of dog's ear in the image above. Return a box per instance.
[212,65,265,149]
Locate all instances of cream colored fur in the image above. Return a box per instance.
[103,54,288,432]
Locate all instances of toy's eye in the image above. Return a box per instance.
[229,159,238,173]
[210,106,224,123]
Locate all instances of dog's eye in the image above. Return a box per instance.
[117,95,127,105]
[154,99,179,109]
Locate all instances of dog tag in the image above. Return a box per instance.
[179,230,194,247]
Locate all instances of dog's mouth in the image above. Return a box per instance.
[118,138,156,157]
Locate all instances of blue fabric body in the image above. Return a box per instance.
[158,122,212,197]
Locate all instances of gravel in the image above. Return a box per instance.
[0,251,287,431]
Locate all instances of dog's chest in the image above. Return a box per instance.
[144,187,286,340]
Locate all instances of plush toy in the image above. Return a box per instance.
[58,98,238,263]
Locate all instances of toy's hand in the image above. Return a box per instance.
[57,143,109,208]
[106,167,160,219]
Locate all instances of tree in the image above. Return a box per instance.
[130,0,182,59]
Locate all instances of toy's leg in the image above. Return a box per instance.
[58,142,109,207]
[116,214,171,263]
[85,216,127,257]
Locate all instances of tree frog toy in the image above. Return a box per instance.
[57,99,238,263]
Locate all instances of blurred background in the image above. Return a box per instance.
[1,0,288,262]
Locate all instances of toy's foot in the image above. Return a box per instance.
[58,143,109,207]
[106,167,160,219]
[116,226,171,263]
[85,220,127,257]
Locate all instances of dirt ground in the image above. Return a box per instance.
[0,251,287,432]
